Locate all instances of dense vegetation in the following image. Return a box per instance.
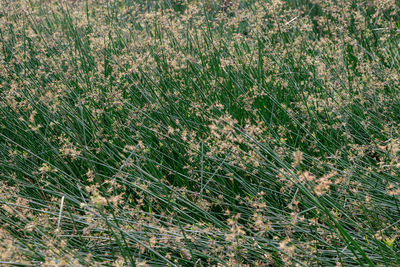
[1,0,400,266]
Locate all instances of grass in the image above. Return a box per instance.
[1,0,400,266]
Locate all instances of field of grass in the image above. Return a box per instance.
[1,0,400,266]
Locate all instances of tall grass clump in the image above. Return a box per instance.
[1,0,400,265]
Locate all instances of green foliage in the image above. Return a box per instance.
[1,0,400,266]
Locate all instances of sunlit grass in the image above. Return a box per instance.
[1,0,400,266]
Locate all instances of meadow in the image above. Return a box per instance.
[1,0,400,266]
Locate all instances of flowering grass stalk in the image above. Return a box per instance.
[1,0,400,266]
